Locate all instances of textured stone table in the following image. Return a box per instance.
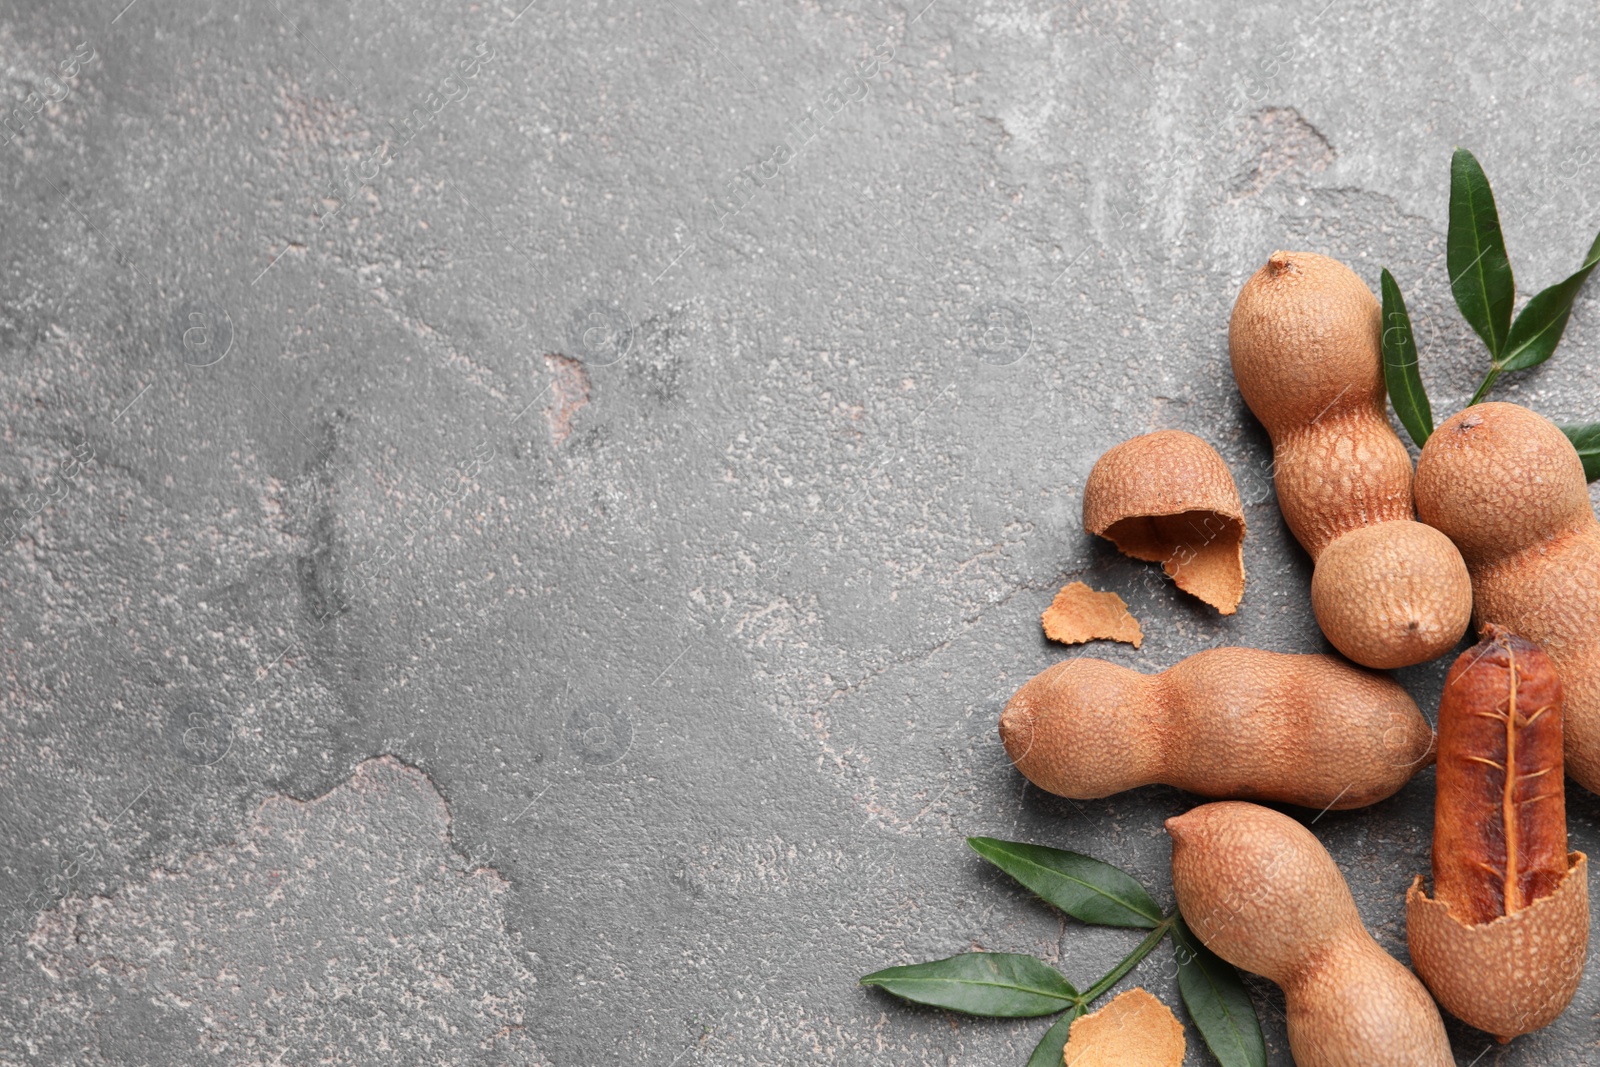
[2,1,1598,1063]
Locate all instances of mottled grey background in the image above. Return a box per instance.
[2,0,1599,1064]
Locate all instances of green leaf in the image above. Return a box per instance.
[1500,228,1600,372]
[1173,917,1266,1067]
[967,837,1163,929]
[1379,268,1433,447]
[860,953,1078,1017]
[1561,423,1600,482]
[1448,148,1516,358]
[1025,1007,1084,1067]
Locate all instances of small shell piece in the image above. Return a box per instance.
[1083,430,1247,614]
[1407,853,1589,1042]
[1041,582,1143,649]
[1062,987,1185,1067]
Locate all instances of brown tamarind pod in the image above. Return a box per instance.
[1228,251,1471,669]
[999,648,1434,811]
[1407,626,1589,1041]
[1168,802,1452,1066]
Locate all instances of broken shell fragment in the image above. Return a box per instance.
[1062,987,1185,1067]
[1041,581,1144,649]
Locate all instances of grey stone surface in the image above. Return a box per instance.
[1,0,1598,1064]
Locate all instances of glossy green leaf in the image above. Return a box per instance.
[1172,917,1266,1067]
[1448,148,1516,358]
[1561,423,1600,482]
[1499,229,1600,372]
[1379,268,1433,447]
[1025,1006,1084,1067]
[967,837,1163,928]
[860,953,1078,1017]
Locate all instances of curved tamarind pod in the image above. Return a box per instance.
[1416,401,1600,794]
[999,648,1434,810]
[1168,802,1452,1067]
[1229,250,1471,668]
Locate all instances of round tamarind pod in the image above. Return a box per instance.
[1416,401,1600,794]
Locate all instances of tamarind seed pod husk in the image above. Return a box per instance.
[1407,627,1589,1041]
[1082,430,1247,614]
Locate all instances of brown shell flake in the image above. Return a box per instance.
[1062,987,1185,1067]
[1082,431,1246,614]
[1041,582,1143,649]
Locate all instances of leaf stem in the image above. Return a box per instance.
[1470,363,1503,405]
[1076,913,1176,1008]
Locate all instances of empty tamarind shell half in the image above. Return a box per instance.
[1082,430,1246,614]
[1406,627,1589,1041]
[1408,855,1588,1042]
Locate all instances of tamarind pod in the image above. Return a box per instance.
[999,648,1434,810]
[1168,802,1453,1066]
[1408,627,1588,1041]
[1432,626,1567,924]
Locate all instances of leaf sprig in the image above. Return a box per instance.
[1380,148,1600,480]
[860,838,1266,1067]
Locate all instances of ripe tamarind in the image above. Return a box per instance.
[999,648,1433,810]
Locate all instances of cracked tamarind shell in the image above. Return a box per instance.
[1228,250,1471,667]
[1415,401,1600,794]
[1406,627,1589,1042]
[1082,430,1246,614]
[1408,855,1588,1042]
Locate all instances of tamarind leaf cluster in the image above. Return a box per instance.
[1445,147,1600,401]
[858,838,1265,1067]
[1378,148,1600,478]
